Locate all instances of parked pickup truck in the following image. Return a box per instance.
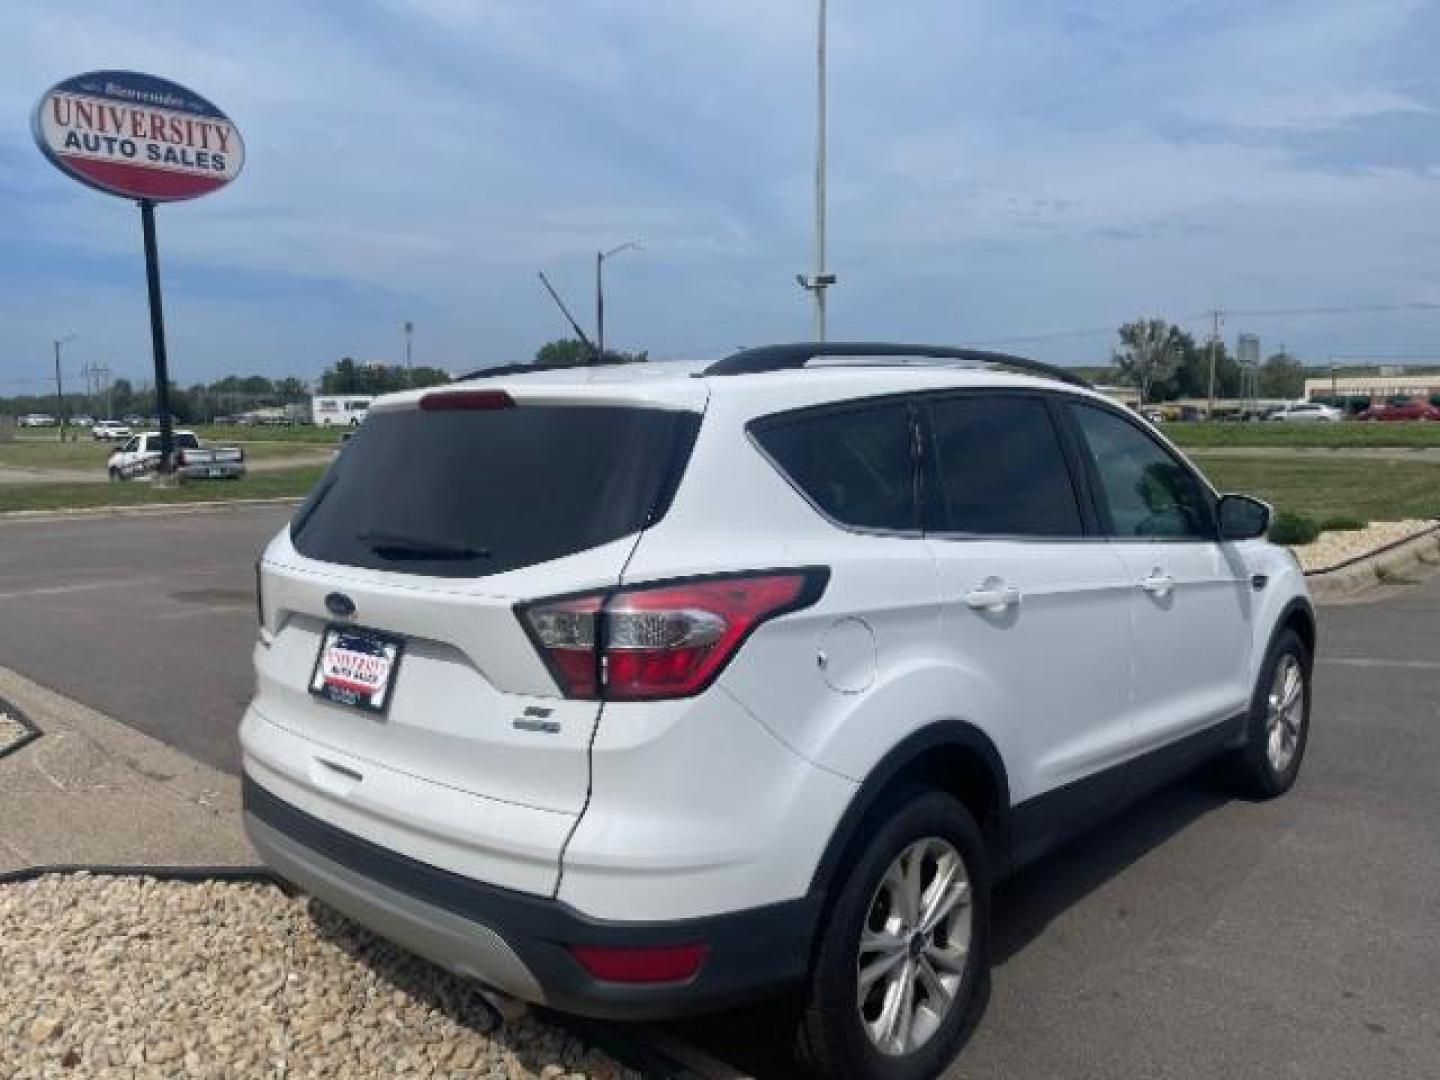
[107,430,246,481]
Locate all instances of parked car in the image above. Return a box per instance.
[243,344,1314,1079]
[92,420,131,441]
[17,413,56,428]
[107,430,246,480]
[1267,401,1342,423]
[1356,399,1440,422]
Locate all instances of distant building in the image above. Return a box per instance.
[1303,372,1440,402]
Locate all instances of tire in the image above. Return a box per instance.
[795,789,990,1080]
[108,467,121,482]
[1231,628,1312,799]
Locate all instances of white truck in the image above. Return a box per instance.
[107,430,246,481]
[311,395,373,427]
[92,420,131,441]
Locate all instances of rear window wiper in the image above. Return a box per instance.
[357,529,490,561]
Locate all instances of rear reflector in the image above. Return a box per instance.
[519,569,827,700]
[569,942,708,984]
[419,389,514,411]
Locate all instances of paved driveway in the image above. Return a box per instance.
[1,505,1437,1077]
[0,505,287,771]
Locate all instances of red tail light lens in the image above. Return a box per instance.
[519,569,826,701]
[521,594,604,698]
[569,942,708,984]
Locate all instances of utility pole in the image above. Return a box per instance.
[403,321,414,386]
[796,0,836,342]
[596,241,641,364]
[1206,309,1223,419]
[53,334,76,442]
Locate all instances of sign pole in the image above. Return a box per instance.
[138,198,175,474]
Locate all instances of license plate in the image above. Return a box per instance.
[309,625,404,714]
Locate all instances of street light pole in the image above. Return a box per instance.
[53,334,76,442]
[596,241,641,363]
[796,0,835,342]
[403,320,414,386]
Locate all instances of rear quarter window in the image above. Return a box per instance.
[750,401,917,531]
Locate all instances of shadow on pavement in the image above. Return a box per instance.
[676,772,1235,1078]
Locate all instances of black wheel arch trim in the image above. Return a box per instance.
[1273,596,1317,661]
[807,720,1013,897]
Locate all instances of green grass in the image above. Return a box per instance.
[1196,455,1440,521]
[0,439,116,469]
[0,465,325,514]
[189,424,348,445]
[1165,421,1440,449]
[1,434,332,471]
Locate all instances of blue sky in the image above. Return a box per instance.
[3,0,1440,390]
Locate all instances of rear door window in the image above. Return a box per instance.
[921,394,1085,537]
[751,401,917,531]
[291,403,698,578]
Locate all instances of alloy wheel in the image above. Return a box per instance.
[855,837,972,1056]
[1266,652,1305,773]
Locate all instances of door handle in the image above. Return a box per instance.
[1139,571,1174,597]
[964,585,1021,611]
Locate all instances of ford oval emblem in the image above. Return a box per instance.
[325,592,356,618]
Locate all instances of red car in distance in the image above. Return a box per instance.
[1356,398,1440,421]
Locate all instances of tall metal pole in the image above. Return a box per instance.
[595,242,641,364]
[1206,308,1222,419]
[596,250,605,363]
[139,199,176,474]
[403,320,414,385]
[53,338,66,443]
[814,0,828,343]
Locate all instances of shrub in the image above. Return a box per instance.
[1319,515,1368,533]
[1269,511,1321,545]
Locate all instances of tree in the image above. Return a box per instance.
[1113,319,1181,404]
[317,358,450,395]
[1256,350,1305,399]
[534,338,648,368]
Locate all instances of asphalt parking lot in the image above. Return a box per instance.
[1,504,1437,1078]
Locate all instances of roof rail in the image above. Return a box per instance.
[701,342,1091,389]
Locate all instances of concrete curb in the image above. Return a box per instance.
[1305,525,1440,601]
[0,666,254,872]
[0,496,302,523]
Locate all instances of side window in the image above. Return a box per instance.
[753,402,916,531]
[1070,402,1215,539]
[922,395,1084,537]
[121,437,138,454]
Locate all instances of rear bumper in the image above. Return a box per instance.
[177,463,245,479]
[243,775,821,1021]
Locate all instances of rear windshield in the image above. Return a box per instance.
[290,404,698,577]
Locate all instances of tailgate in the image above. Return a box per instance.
[248,388,704,893]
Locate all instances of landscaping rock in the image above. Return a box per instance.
[0,875,639,1079]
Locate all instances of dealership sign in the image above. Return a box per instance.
[32,70,243,201]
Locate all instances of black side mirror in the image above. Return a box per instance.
[1217,493,1271,541]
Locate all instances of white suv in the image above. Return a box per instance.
[243,344,1314,1079]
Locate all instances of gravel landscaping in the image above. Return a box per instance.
[0,874,638,1079]
[1287,519,1438,572]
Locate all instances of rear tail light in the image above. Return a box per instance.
[568,942,708,984]
[519,569,827,701]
